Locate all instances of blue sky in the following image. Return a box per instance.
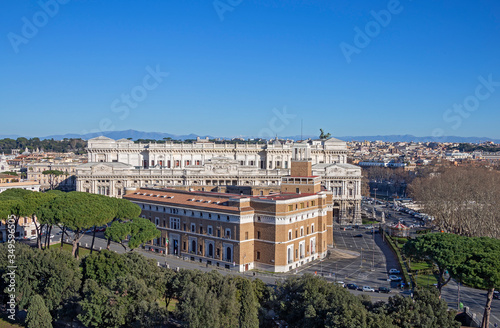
[1,0,500,139]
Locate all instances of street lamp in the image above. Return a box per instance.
[372,228,375,271]
[360,248,363,268]
[374,188,378,201]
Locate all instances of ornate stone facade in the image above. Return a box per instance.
[76,136,362,224]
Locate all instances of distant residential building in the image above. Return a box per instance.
[0,174,19,183]
[0,154,11,172]
[26,163,78,191]
[0,181,40,193]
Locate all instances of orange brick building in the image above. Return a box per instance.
[124,157,334,272]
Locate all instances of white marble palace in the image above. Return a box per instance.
[76,136,362,224]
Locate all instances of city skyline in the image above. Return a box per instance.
[2,0,500,138]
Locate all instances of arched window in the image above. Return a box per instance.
[191,240,196,253]
[226,247,232,262]
[208,244,214,257]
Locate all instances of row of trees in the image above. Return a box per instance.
[409,166,500,239]
[449,143,500,153]
[0,244,461,328]
[404,233,500,328]
[0,137,86,154]
[0,189,160,257]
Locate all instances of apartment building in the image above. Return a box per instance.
[123,158,334,272]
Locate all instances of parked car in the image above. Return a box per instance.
[389,275,402,281]
[389,268,401,274]
[353,234,364,238]
[378,286,391,293]
[335,281,345,288]
[346,283,358,290]
[29,235,37,240]
[362,286,375,292]
[493,291,499,300]
[344,226,353,230]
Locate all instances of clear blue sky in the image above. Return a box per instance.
[1,0,500,139]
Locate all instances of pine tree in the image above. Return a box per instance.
[238,279,259,328]
[26,294,52,328]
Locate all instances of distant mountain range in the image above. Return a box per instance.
[1,130,499,143]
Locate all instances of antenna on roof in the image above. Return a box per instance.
[301,119,303,141]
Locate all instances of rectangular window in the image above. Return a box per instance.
[288,205,293,211]
[256,251,260,260]
[300,203,304,209]
[217,229,221,237]
[257,231,261,239]
[208,226,213,235]
[199,226,203,234]
[245,231,249,240]
[191,223,195,232]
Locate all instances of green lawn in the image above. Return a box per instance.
[392,237,408,249]
[49,243,91,257]
[0,317,23,328]
[415,274,439,288]
[410,261,433,271]
[157,298,178,313]
[362,219,379,225]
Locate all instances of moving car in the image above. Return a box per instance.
[346,283,358,290]
[389,268,401,274]
[378,287,391,293]
[389,275,402,281]
[362,286,375,292]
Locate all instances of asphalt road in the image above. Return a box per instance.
[362,201,500,327]
[298,227,405,302]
